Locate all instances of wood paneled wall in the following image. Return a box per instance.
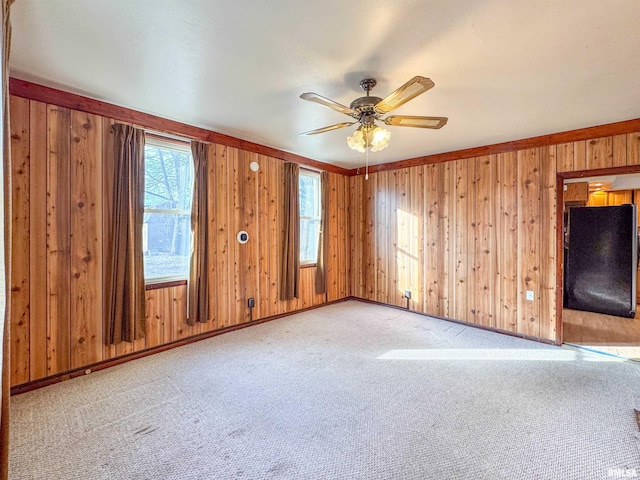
[350,132,640,342]
[10,86,640,386]
[9,95,350,387]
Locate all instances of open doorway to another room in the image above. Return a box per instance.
[562,172,640,359]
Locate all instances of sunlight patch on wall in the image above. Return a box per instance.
[396,208,420,302]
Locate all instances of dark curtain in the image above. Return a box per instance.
[105,124,146,345]
[315,171,329,294]
[187,141,210,325]
[280,162,300,300]
[0,1,13,477]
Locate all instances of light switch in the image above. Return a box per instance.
[526,290,535,301]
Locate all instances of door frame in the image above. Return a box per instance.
[555,164,640,344]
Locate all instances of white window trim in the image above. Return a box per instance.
[299,169,322,266]
[143,136,194,285]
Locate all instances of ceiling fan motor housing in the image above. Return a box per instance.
[351,78,382,125]
[350,95,383,119]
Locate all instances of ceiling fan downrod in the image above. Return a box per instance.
[359,78,376,95]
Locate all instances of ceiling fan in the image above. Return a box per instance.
[300,76,448,153]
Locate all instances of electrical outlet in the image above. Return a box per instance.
[248,297,255,308]
[526,290,534,301]
[404,291,411,299]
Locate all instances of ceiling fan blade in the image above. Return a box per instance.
[300,122,356,136]
[375,76,435,114]
[383,115,448,129]
[300,92,355,116]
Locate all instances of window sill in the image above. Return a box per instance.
[300,263,317,269]
[145,279,187,291]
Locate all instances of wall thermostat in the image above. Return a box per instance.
[237,231,249,244]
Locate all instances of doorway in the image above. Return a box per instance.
[559,169,640,359]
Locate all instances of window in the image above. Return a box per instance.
[143,138,194,283]
[299,169,321,265]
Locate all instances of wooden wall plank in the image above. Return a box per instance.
[172,285,189,340]
[229,147,243,323]
[113,335,134,359]
[268,157,280,315]
[467,158,478,324]
[324,173,345,301]
[556,143,574,173]
[240,151,257,322]
[586,137,613,170]
[356,176,365,299]
[29,100,48,380]
[473,156,494,327]
[612,134,627,167]
[333,175,342,299]
[500,152,519,332]
[437,162,451,318]
[446,161,458,317]
[145,289,163,349]
[161,287,174,343]
[348,176,356,298]
[69,111,103,369]
[375,171,388,304]
[214,144,230,328]
[395,169,410,306]
[492,154,503,330]
[342,174,350,298]
[453,159,469,322]
[628,132,640,166]
[363,173,376,300]
[573,140,586,171]
[516,148,541,338]
[387,170,400,307]
[205,144,218,330]
[257,154,270,319]
[10,96,31,385]
[539,146,557,341]
[46,104,71,376]
[425,164,438,314]
[411,165,425,313]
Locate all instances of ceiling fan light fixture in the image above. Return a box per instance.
[347,124,390,153]
[347,127,366,153]
[370,126,391,152]
[301,76,446,156]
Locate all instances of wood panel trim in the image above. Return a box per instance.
[10,296,352,395]
[555,174,565,345]
[352,297,557,346]
[556,164,640,180]
[145,280,187,291]
[348,119,640,176]
[14,78,640,180]
[9,78,350,176]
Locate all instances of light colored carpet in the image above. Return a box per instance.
[9,300,640,479]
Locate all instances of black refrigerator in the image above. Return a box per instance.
[564,204,637,318]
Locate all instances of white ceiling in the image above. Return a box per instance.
[10,0,640,169]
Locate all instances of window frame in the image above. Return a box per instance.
[143,135,194,286]
[299,168,322,267]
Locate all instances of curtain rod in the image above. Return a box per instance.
[145,130,194,145]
